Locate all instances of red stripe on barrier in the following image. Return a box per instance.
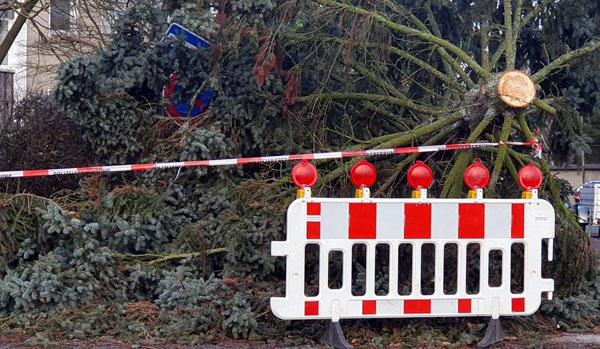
[237,157,262,165]
[362,300,376,315]
[131,164,156,171]
[512,298,525,312]
[349,203,377,239]
[404,203,431,239]
[511,204,525,239]
[458,299,471,313]
[404,300,431,314]
[23,170,49,177]
[289,154,315,161]
[306,222,320,239]
[342,150,367,157]
[183,160,210,167]
[458,203,485,239]
[394,147,419,154]
[445,144,471,150]
[307,203,321,216]
[305,301,319,316]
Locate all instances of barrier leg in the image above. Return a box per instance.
[320,321,353,349]
[477,317,505,348]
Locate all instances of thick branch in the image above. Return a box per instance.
[505,149,520,183]
[381,0,455,78]
[490,41,506,72]
[512,0,524,40]
[361,101,415,130]
[285,33,466,93]
[491,0,551,72]
[441,107,498,198]
[533,98,557,114]
[318,113,464,187]
[488,112,514,197]
[504,0,515,70]
[121,248,227,265]
[375,125,453,196]
[518,114,585,234]
[481,16,489,72]
[519,0,552,34]
[294,92,450,115]
[531,41,600,83]
[351,62,405,99]
[316,0,489,81]
[479,143,521,184]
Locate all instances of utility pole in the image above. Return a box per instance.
[582,149,586,184]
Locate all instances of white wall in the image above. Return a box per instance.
[9,17,28,101]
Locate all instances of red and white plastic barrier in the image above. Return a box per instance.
[0,140,536,179]
[271,196,554,320]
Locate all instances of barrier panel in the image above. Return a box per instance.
[271,197,554,321]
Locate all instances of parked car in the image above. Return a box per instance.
[574,180,600,231]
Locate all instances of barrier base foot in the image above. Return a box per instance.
[477,317,505,348]
[320,321,353,349]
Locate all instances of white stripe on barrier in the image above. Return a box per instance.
[431,203,458,239]
[0,171,23,178]
[314,152,343,160]
[376,202,404,239]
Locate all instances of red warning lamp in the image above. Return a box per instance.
[464,158,490,190]
[291,160,318,188]
[518,164,543,191]
[407,161,433,190]
[350,160,377,189]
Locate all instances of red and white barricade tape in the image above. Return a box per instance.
[271,196,554,320]
[0,140,537,179]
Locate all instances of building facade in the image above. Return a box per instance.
[0,0,120,109]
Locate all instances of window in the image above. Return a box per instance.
[50,0,71,31]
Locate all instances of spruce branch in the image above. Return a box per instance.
[315,0,489,82]
[294,92,450,115]
[381,0,464,85]
[441,107,498,198]
[512,0,524,40]
[121,248,227,266]
[519,0,552,34]
[284,33,466,92]
[533,98,557,114]
[517,114,585,231]
[504,0,515,70]
[481,16,490,73]
[375,125,453,196]
[488,112,514,197]
[351,62,405,99]
[317,113,464,187]
[531,41,600,83]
